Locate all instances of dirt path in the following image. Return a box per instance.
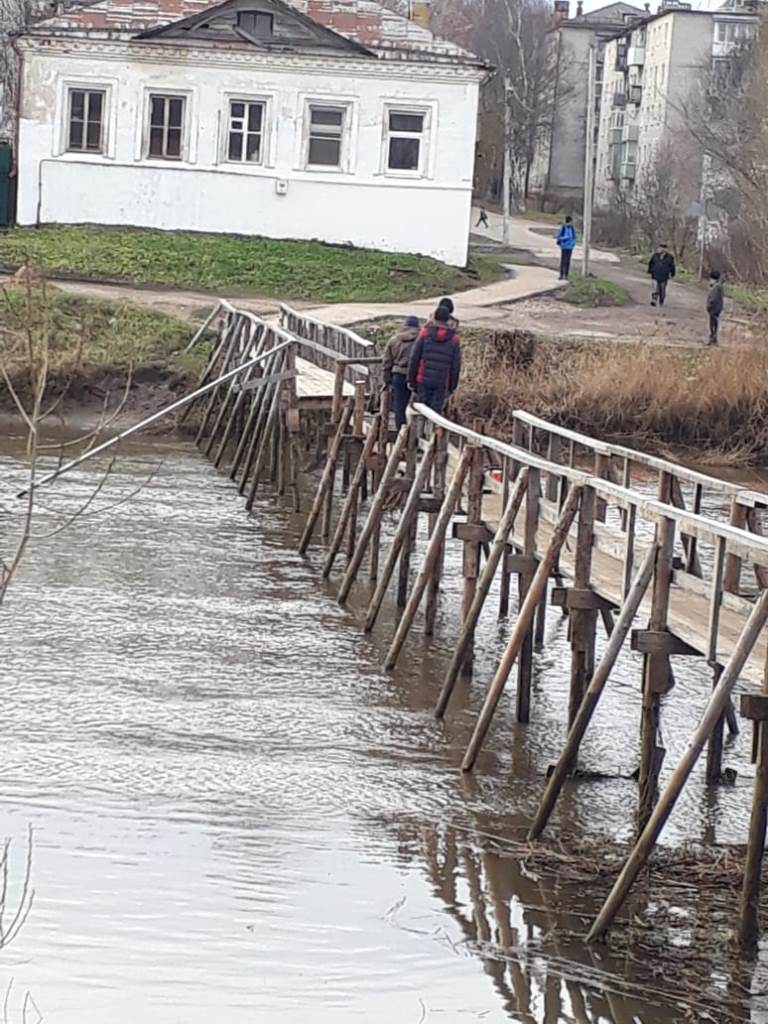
[470,209,754,346]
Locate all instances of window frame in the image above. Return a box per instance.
[224,97,268,166]
[145,92,188,161]
[380,103,433,179]
[66,87,107,154]
[304,102,347,170]
[57,79,115,159]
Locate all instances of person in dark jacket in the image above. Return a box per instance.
[407,306,461,415]
[648,244,676,307]
[706,270,724,345]
[556,215,577,280]
[435,296,459,329]
[382,315,420,428]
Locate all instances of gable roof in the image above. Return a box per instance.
[26,0,482,64]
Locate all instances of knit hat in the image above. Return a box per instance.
[434,305,450,323]
[404,315,420,327]
[438,297,454,314]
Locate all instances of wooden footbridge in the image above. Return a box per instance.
[33,298,768,953]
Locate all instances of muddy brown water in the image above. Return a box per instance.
[1,430,767,1022]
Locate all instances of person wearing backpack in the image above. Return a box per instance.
[556,215,577,280]
[407,306,461,415]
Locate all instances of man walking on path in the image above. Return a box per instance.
[648,243,676,307]
[475,207,489,228]
[556,215,577,280]
[707,270,724,345]
[407,306,461,415]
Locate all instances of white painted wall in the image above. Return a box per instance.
[16,40,481,266]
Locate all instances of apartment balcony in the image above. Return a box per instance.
[627,45,645,66]
[622,123,639,142]
[620,161,636,180]
[629,83,643,105]
[612,92,627,108]
[609,126,623,144]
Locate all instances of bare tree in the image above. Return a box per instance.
[433,0,561,205]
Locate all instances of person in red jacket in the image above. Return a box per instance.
[407,305,461,415]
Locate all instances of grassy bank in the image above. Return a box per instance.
[558,273,629,307]
[358,318,768,463]
[0,226,502,302]
[0,285,203,414]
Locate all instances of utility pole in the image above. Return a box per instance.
[581,45,596,278]
[502,75,511,248]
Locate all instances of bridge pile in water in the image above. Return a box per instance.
[54,298,768,954]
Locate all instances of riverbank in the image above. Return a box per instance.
[359,318,768,465]
[0,286,208,428]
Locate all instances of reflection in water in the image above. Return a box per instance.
[0,432,766,1021]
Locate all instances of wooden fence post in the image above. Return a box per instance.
[568,486,597,727]
[298,401,353,555]
[461,485,583,772]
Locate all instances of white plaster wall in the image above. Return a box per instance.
[16,42,480,266]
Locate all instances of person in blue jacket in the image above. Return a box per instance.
[556,215,577,280]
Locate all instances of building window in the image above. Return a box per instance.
[227,99,265,162]
[148,94,185,160]
[385,109,426,172]
[67,88,105,153]
[237,10,273,37]
[306,105,345,167]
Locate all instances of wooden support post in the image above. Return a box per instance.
[670,476,703,577]
[528,543,657,840]
[235,347,282,495]
[284,345,301,513]
[244,363,286,512]
[337,425,410,606]
[425,428,449,636]
[297,401,353,555]
[195,320,241,446]
[321,415,381,579]
[587,587,768,943]
[461,485,583,772]
[368,394,391,583]
[568,486,597,728]
[498,457,514,619]
[517,467,541,724]
[395,419,421,609]
[384,444,475,670]
[460,446,486,678]
[212,363,257,470]
[739,654,768,952]
[435,469,530,720]
[331,363,345,425]
[594,452,610,522]
[363,436,437,633]
[638,473,675,832]
[724,498,748,596]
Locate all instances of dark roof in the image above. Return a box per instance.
[26,0,482,62]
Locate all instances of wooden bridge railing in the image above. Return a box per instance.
[279,303,382,391]
[181,301,768,958]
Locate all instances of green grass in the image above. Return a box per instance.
[558,273,629,308]
[0,226,504,303]
[726,282,768,311]
[1,286,199,374]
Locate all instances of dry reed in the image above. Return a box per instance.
[454,331,768,463]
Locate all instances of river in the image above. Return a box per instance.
[0,430,766,1023]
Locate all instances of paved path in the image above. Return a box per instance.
[471,208,620,265]
[3,262,566,333]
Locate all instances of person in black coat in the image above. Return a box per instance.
[407,306,461,415]
[706,270,725,345]
[648,244,676,307]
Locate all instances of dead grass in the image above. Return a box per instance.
[354,317,768,463]
[455,330,768,462]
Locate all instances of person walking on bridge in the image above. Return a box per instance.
[648,243,676,307]
[382,315,420,429]
[407,305,461,416]
[556,215,577,280]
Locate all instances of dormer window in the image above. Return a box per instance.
[237,10,274,37]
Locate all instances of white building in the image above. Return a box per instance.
[595,0,759,206]
[15,0,487,266]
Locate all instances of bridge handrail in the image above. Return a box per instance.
[511,409,767,508]
[412,403,768,566]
